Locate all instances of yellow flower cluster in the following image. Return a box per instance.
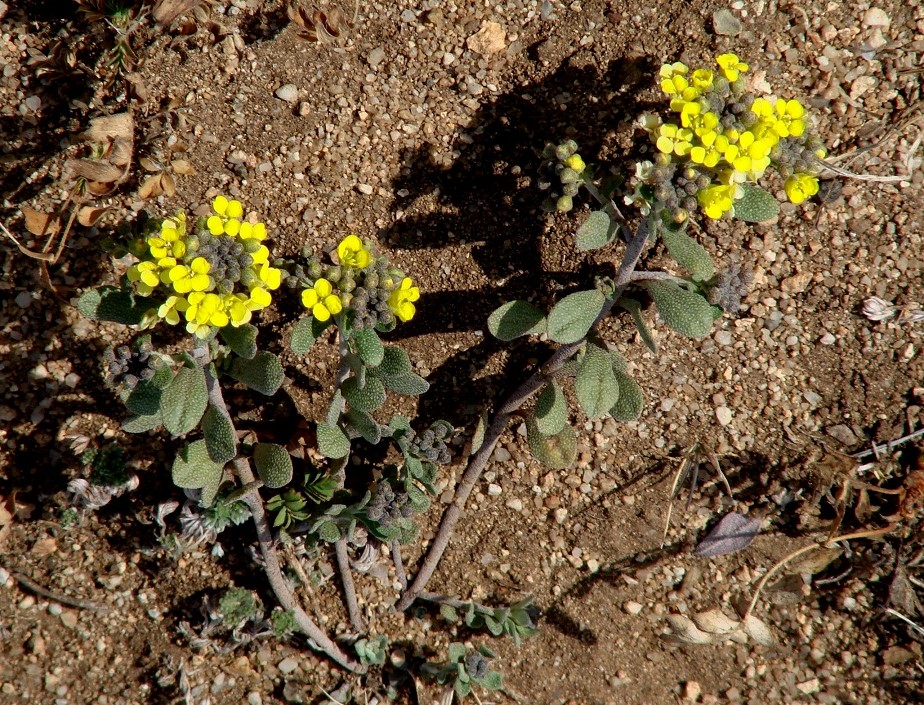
[644,54,825,218]
[129,196,283,338]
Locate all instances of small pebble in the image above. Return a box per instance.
[15,291,33,308]
[59,611,78,628]
[861,7,890,27]
[505,497,523,511]
[624,600,643,615]
[820,333,836,345]
[366,47,386,67]
[715,406,733,426]
[277,657,299,674]
[247,693,262,705]
[487,483,502,496]
[274,84,298,102]
[356,183,374,195]
[712,8,742,36]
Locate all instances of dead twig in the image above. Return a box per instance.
[334,537,364,632]
[4,564,111,612]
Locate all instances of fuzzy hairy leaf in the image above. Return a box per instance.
[661,226,715,281]
[317,423,350,459]
[76,286,157,325]
[201,405,237,464]
[121,413,162,433]
[220,323,258,359]
[344,409,382,445]
[646,281,715,338]
[476,671,503,690]
[526,417,577,469]
[547,289,605,344]
[161,365,208,436]
[610,371,644,420]
[534,381,568,435]
[575,210,613,252]
[228,351,283,396]
[289,317,316,355]
[694,512,761,557]
[382,372,429,396]
[487,300,546,341]
[375,345,412,377]
[353,328,384,367]
[343,376,387,412]
[253,443,294,489]
[734,184,779,223]
[316,521,341,542]
[172,439,223,496]
[470,411,488,455]
[125,380,162,416]
[575,344,619,419]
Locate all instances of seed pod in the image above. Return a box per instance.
[243,238,262,254]
[562,181,580,197]
[340,278,356,293]
[325,265,342,283]
[559,167,579,184]
[308,261,323,279]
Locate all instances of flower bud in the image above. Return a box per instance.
[556,194,573,212]
[559,167,580,184]
[562,181,580,197]
[324,265,342,283]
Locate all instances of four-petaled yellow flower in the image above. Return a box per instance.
[388,277,420,323]
[655,124,693,156]
[167,257,211,294]
[697,183,737,219]
[207,195,245,236]
[301,278,344,322]
[337,235,371,269]
[773,99,806,138]
[784,173,819,204]
[185,292,229,338]
[158,295,189,325]
[716,53,748,82]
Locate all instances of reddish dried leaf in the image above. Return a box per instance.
[138,174,165,200]
[152,0,206,26]
[160,171,176,197]
[21,205,61,237]
[170,159,194,174]
[139,157,162,172]
[77,206,107,227]
[694,512,762,557]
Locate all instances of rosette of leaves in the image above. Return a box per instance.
[354,635,388,666]
[437,595,539,647]
[421,643,503,700]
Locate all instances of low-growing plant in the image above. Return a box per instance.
[421,643,503,700]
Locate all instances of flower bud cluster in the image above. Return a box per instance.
[280,235,420,328]
[365,481,412,528]
[104,338,159,390]
[631,53,828,219]
[704,261,754,314]
[127,196,283,339]
[404,423,452,464]
[541,139,587,213]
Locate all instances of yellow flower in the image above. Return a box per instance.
[659,62,689,79]
[661,73,690,96]
[655,124,693,157]
[301,278,343,322]
[678,100,702,128]
[729,131,774,178]
[690,139,722,168]
[128,261,161,295]
[784,173,819,204]
[691,69,713,89]
[773,99,806,138]
[248,286,272,310]
[564,154,585,173]
[716,53,748,82]
[224,294,254,326]
[336,235,372,269]
[185,292,229,338]
[258,263,282,290]
[207,195,244,236]
[387,277,420,323]
[697,183,737,219]
[168,256,211,294]
[238,221,267,241]
[688,110,719,137]
[157,295,189,325]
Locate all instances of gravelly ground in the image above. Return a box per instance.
[1,1,923,704]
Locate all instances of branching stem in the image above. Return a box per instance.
[395,217,652,611]
[334,537,364,632]
[200,349,364,672]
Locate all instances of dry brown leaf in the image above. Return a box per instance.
[665,614,714,644]
[0,494,13,550]
[741,615,775,647]
[139,156,162,172]
[161,172,177,196]
[77,206,107,227]
[138,174,165,200]
[83,112,133,145]
[125,72,148,102]
[171,159,194,174]
[152,0,206,26]
[21,205,61,237]
[692,608,740,635]
[70,159,125,184]
[31,536,57,557]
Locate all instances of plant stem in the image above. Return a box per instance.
[395,218,651,611]
[334,537,364,632]
[200,349,364,672]
[391,540,408,590]
[627,270,686,284]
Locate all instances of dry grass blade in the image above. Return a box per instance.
[288,1,358,43]
[152,0,208,26]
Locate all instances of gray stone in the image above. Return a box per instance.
[712,9,742,36]
[274,84,298,103]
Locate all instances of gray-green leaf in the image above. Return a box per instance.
[661,226,715,281]
[575,210,613,252]
[228,351,283,396]
[374,345,412,377]
[220,323,258,359]
[253,443,294,488]
[172,439,222,490]
[618,297,658,355]
[534,381,567,435]
[125,380,162,416]
[289,317,316,355]
[353,328,384,367]
[646,281,715,338]
[161,365,208,436]
[575,344,619,419]
[734,184,779,223]
[201,405,237,464]
[342,376,387,413]
[317,423,350,459]
[487,300,546,341]
[526,417,577,469]
[547,289,605,344]
[345,409,382,445]
[121,413,162,433]
[382,372,429,396]
[76,286,157,325]
[610,371,644,420]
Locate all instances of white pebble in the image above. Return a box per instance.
[487,483,502,496]
[862,7,890,27]
[820,333,836,345]
[505,498,523,511]
[553,508,568,524]
[715,406,733,426]
[274,84,298,102]
[624,600,643,615]
[356,183,374,195]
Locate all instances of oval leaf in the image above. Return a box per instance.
[161,365,208,436]
[575,210,612,252]
[253,443,294,488]
[610,371,643,420]
[534,381,568,435]
[76,286,157,326]
[575,344,619,419]
[645,281,715,339]
[694,512,761,557]
[172,439,222,490]
[734,184,779,223]
[342,376,387,413]
[526,417,577,469]
[547,289,605,344]
[220,323,257,359]
[374,345,412,377]
[317,423,350,459]
[202,405,237,464]
[353,328,384,367]
[290,317,316,355]
[487,300,546,342]
[661,226,714,281]
[382,372,429,396]
[228,351,283,396]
